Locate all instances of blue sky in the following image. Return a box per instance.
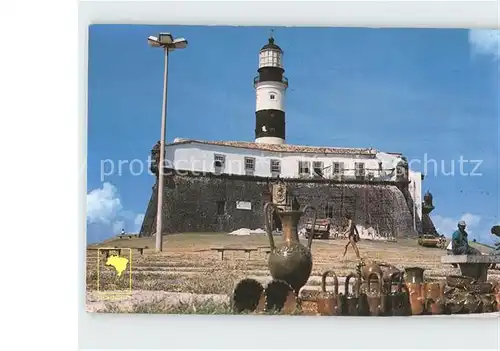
[86,25,499,245]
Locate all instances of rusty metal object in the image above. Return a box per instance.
[466,282,493,294]
[378,262,402,283]
[492,280,500,293]
[444,292,465,314]
[297,289,319,315]
[404,267,425,284]
[406,282,426,315]
[443,277,499,314]
[462,292,482,314]
[359,262,401,295]
[444,288,483,314]
[446,275,475,289]
[387,274,412,316]
[488,280,500,311]
[493,292,500,311]
[344,273,369,316]
[344,273,360,316]
[264,280,297,313]
[357,261,383,282]
[478,294,497,313]
[264,202,316,294]
[232,278,265,313]
[299,300,317,315]
[424,282,445,315]
[366,272,389,316]
[316,270,344,316]
[298,288,321,315]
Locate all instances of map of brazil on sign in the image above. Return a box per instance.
[97,248,133,295]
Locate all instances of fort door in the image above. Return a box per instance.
[273,210,282,231]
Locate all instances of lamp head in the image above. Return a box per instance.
[147,36,161,47]
[172,38,188,49]
[158,33,174,45]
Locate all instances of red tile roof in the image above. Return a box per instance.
[167,138,401,156]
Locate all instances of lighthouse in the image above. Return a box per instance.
[254,35,288,144]
[141,32,426,240]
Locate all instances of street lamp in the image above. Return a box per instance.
[148,32,188,252]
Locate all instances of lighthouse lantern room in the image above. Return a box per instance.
[254,35,288,145]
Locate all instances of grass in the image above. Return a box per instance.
[100,297,233,314]
[88,268,241,294]
[100,296,306,315]
[86,232,500,313]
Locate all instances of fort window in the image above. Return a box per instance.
[244,157,256,171]
[270,159,281,174]
[355,162,366,179]
[214,154,226,170]
[325,203,334,218]
[298,161,310,176]
[216,201,226,215]
[313,161,324,178]
[332,162,344,176]
[269,94,276,100]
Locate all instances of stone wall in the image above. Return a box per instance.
[139,174,420,238]
[422,213,438,235]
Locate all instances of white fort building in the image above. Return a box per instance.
[139,36,437,239]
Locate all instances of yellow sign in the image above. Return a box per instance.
[96,248,132,300]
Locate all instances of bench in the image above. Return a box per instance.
[87,247,122,259]
[441,255,500,282]
[210,247,260,260]
[134,247,145,255]
[87,246,146,259]
[117,234,139,239]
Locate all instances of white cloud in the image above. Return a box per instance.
[86,182,145,238]
[460,213,481,228]
[134,213,145,232]
[468,29,500,60]
[86,182,122,224]
[432,212,481,238]
[432,215,456,236]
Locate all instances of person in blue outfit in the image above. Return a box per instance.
[451,220,481,255]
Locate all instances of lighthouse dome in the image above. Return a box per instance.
[260,37,282,52]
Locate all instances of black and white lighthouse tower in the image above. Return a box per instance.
[254,35,288,145]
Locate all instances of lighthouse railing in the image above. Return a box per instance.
[253,75,288,87]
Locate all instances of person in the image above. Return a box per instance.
[451,220,481,255]
[445,239,458,268]
[341,213,361,260]
[446,240,453,252]
[121,228,125,235]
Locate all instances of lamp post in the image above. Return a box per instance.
[148,33,188,252]
[412,180,417,232]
